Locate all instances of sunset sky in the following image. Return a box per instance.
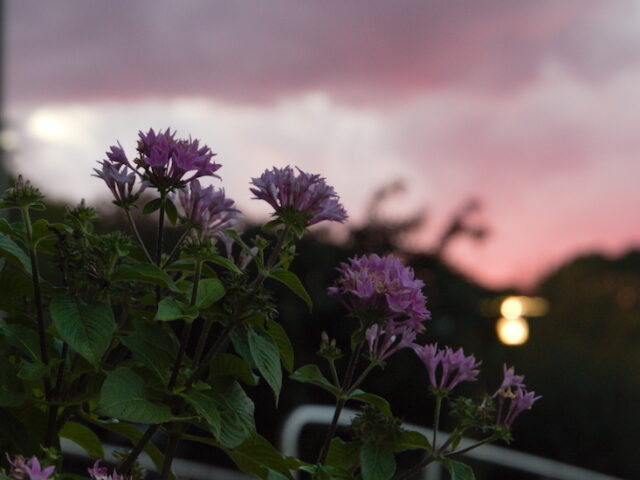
[6,0,640,289]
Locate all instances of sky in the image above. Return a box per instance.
[5,0,640,289]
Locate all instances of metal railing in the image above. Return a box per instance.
[280,404,627,480]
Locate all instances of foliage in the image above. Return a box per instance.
[0,129,537,480]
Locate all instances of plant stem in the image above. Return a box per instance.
[393,454,434,480]
[167,259,202,390]
[160,431,181,480]
[125,208,153,263]
[444,436,495,457]
[193,317,214,369]
[155,193,167,302]
[161,228,190,268]
[21,207,55,446]
[117,425,160,474]
[432,394,443,450]
[317,341,365,465]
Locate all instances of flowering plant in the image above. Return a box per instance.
[0,128,538,480]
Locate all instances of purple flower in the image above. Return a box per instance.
[22,457,55,480]
[496,387,541,426]
[176,180,241,242]
[413,344,480,391]
[492,364,525,398]
[250,166,347,226]
[328,254,430,331]
[88,460,125,480]
[6,454,28,479]
[134,128,220,191]
[93,149,146,207]
[366,320,416,362]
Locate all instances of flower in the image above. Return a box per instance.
[250,166,347,227]
[88,460,125,480]
[413,344,480,392]
[366,320,416,362]
[6,454,28,479]
[328,254,430,331]
[176,180,241,242]
[496,387,541,426]
[93,153,146,207]
[492,364,525,398]
[0,175,45,210]
[22,457,55,480]
[135,128,220,191]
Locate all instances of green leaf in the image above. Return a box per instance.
[0,324,40,361]
[269,269,312,311]
[0,233,31,273]
[443,460,476,480]
[211,379,255,448]
[111,263,179,292]
[164,198,178,226]
[50,296,115,367]
[0,358,26,406]
[224,433,292,480]
[181,391,221,438]
[142,198,163,215]
[290,364,340,396]
[121,336,172,384]
[154,298,198,322]
[88,419,173,479]
[210,353,259,386]
[360,441,396,480]
[349,390,392,417]
[266,320,294,373]
[326,437,360,472]
[96,368,172,423]
[195,278,225,308]
[248,328,282,404]
[59,421,104,458]
[393,430,432,453]
[17,360,47,381]
[262,219,282,232]
[221,229,253,255]
[206,254,243,274]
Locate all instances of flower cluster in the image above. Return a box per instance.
[88,460,127,480]
[413,344,481,392]
[176,180,241,243]
[366,320,416,362]
[5,455,55,480]
[94,152,146,208]
[328,254,430,331]
[492,365,541,426]
[250,166,347,227]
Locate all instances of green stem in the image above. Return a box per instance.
[317,341,365,465]
[167,259,202,390]
[117,425,160,475]
[444,436,496,457]
[156,194,167,265]
[193,317,214,369]
[346,361,378,395]
[125,208,153,263]
[161,228,191,268]
[432,394,443,449]
[393,454,435,480]
[160,430,181,480]
[22,207,54,446]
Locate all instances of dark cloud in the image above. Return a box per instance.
[7,0,625,106]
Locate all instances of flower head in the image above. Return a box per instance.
[6,454,28,479]
[492,364,525,398]
[328,254,429,331]
[366,320,416,362]
[250,166,347,227]
[0,175,45,211]
[93,148,146,207]
[134,128,220,191]
[22,457,55,480]
[496,387,541,426]
[88,460,125,480]
[413,344,480,392]
[176,180,241,242]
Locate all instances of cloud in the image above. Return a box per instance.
[7,0,626,106]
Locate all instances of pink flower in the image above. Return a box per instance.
[88,460,126,480]
[328,254,430,331]
[366,320,416,362]
[413,344,481,392]
[23,457,55,480]
[496,388,542,426]
[250,166,347,226]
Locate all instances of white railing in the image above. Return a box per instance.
[280,404,628,480]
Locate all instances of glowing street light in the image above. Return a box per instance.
[496,316,529,346]
[500,296,524,319]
